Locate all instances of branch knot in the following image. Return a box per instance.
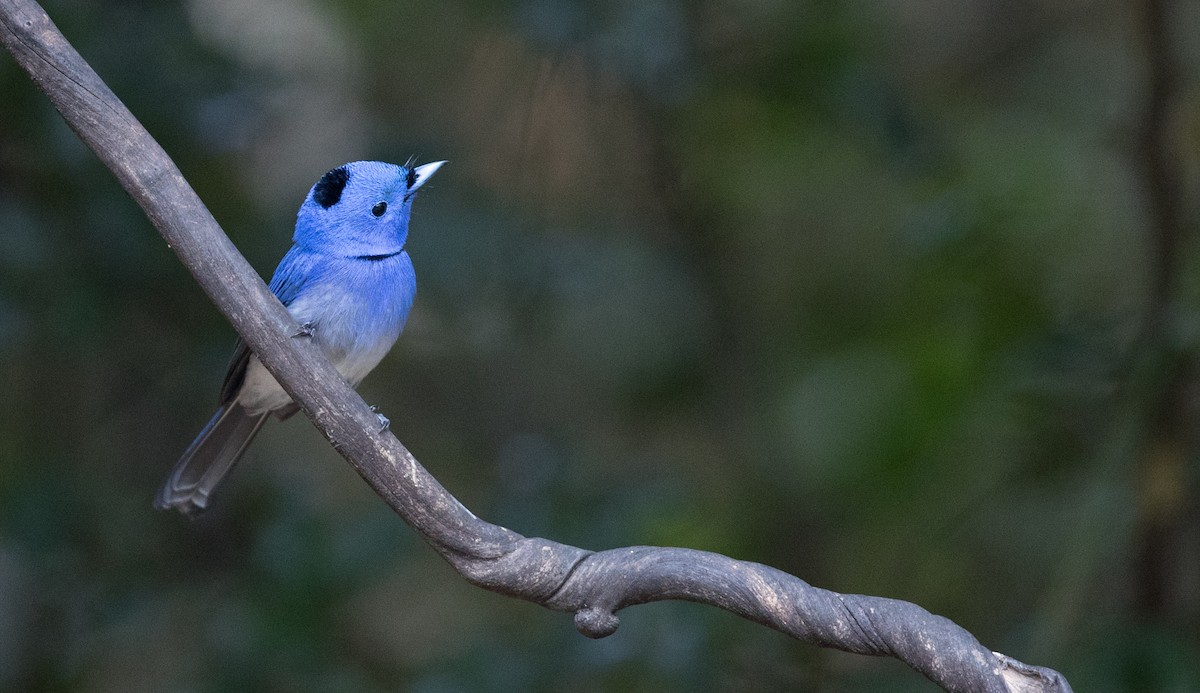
[574,606,620,639]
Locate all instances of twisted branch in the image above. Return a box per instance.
[0,2,1072,691]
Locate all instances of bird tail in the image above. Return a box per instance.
[154,401,270,516]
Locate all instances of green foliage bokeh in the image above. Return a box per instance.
[1,0,1198,690]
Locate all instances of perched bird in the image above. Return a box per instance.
[156,159,445,516]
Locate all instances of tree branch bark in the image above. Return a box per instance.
[0,1,1072,691]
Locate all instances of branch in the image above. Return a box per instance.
[0,2,1072,691]
[1131,0,1193,622]
[1136,0,1184,319]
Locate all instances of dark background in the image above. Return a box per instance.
[2,0,1199,690]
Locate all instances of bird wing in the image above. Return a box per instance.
[267,246,318,307]
[218,247,317,405]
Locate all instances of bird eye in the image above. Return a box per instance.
[371,201,388,217]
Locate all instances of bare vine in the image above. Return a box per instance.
[0,2,1073,691]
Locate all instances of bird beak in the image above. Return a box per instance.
[409,160,446,193]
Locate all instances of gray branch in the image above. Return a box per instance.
[0,2,1072,691]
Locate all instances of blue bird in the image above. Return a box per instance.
[156,159,445,516]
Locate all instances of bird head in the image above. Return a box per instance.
[293,159,445,257]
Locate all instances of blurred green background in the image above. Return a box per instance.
[2,0,1199,690]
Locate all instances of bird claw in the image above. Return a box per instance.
[370,406,390,433]
[293,321,316,338]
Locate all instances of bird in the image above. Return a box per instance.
[155,159,445,516]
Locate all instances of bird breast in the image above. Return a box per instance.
[237,252,415,414]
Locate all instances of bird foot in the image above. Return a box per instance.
[370,406,390,433]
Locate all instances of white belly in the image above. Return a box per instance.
[236,340,395,414]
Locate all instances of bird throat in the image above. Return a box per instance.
[355,247,405,262]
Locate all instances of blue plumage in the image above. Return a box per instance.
[156,159,445,516]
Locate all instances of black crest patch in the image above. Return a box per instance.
[313,166,350,208]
